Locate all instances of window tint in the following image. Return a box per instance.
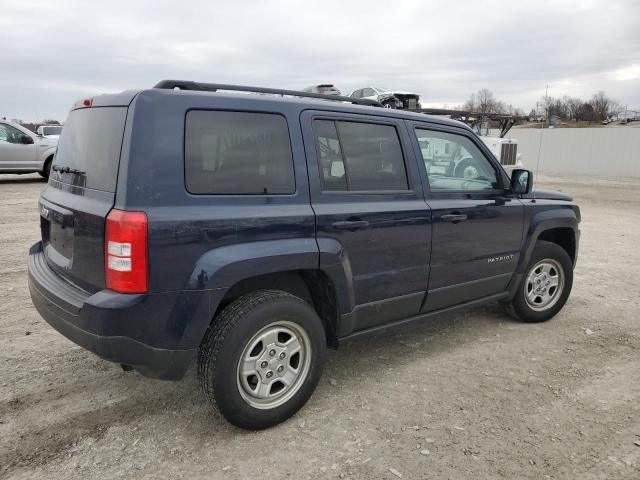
[351,90,362,99]
[415,129,500,192]
[314,120,409,192]
[185,111,295,195]
[315,120,347,191]
[362,88,375,97]
[53,107,127,192]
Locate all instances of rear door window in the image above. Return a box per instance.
[315,120,347,191]
[314,119,408,192]
[185,111,295,195]
[53,107,127,192]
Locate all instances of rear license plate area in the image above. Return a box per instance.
[48,221,74,258]
[40,205,74,260]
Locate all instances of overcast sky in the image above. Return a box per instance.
[1,0,639,122]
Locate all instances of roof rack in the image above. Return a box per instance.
[153,80,382,107]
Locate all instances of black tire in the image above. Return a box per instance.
[506,241,573,323]
[39,157,52,180]
[198,290,327,430]
[454,158,486,179]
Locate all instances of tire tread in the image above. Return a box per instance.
[197,290,301,411]
[506,240,573,323]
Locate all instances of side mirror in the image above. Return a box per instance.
[20,135,34,145]
[510,169,532,194]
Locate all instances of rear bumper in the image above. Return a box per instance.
[28,241,220,380]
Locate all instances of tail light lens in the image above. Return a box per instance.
[105,209,148,293]
[72,98,93,109]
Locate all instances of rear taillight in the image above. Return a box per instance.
[105,209,148,293]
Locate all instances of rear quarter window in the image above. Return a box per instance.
[185,111,295,195]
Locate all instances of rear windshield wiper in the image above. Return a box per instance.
[52,165,86,175]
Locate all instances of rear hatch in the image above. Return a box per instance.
[40,105,128,292]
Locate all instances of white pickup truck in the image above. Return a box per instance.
[36,124,63,139]
[0,119,58,179]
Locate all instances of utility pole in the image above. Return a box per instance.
[544,84,549,125]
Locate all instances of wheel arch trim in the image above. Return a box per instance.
[517,208,580,274]
[185,236,354,318]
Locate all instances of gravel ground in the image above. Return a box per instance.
[0,173,639,479]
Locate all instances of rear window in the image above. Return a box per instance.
[185,111,295,195]
[43,126,62,136]
[53,107,127,192]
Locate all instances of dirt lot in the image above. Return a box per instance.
[1,173,639,479]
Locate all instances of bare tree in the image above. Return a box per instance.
[590,91,610,121]
[565,97,583,121]
[461,89,511,113]
[607,100,625,120]
[476,88,496,113]
[579,102,598,122]
[462,93,477,111]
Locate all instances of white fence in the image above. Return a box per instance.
[505,128,640,177]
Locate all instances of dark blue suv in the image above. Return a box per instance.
[28,80,580,429]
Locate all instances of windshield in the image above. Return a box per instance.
[374,87,391,94]
[53,107,127,192]
[43,126,62,136]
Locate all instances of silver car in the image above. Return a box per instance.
[302,84,342,96]
[36,125,63,139]
[0,119,57,179]
[349,86,421,109]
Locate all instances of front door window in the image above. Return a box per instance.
[415,129,500,191]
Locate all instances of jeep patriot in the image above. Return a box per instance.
[28,80,581,429]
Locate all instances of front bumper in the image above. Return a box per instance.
[28,242,217,380]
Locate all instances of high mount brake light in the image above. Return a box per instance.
[105,209,148,293]
[73,98,93,109]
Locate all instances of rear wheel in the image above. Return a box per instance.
[198,290,326,430]
[506,241,573,322]
[39,157,52,180]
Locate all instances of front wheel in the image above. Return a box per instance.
[455,158,485,179]
[39,157,52,180]
[506,241,573,322]
[198,290,326,430]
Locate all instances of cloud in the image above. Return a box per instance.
[1,0,639,121]
[611,64,640,81]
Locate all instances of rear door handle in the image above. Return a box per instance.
[332,220,369,230]
[441,214,468,223]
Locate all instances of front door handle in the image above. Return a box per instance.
[332,220,369,230]
[441,213,468,223]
